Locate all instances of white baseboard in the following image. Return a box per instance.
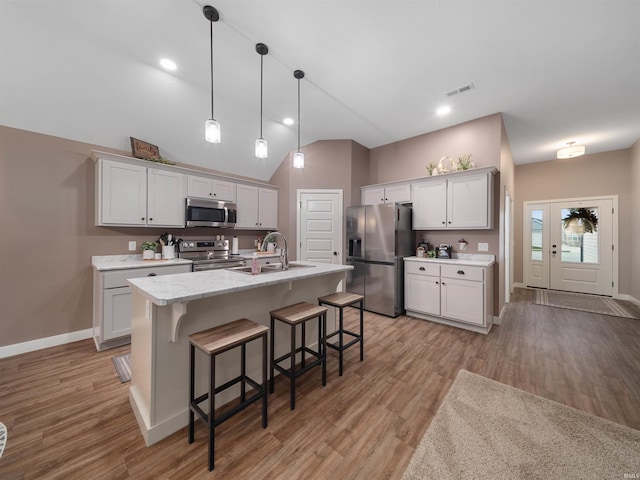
[0,328,93,359]
[615,293,640,306]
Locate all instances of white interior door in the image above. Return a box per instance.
[549,199,613,295]
[297,190,343,264]
[524,197,616,296]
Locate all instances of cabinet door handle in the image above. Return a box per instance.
[448,221,452,224]
[442,221,446,224]
[457,270,465,275]
[147,273,157,277]
[419,266,425,271]
[141,217,145,220]
[441,281,446,285]
[149,218,153,221]
[435,281,439,285]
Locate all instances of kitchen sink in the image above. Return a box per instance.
[226,263,314,275]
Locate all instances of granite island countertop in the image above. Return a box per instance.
[128,261,352,306]
[404,254,495,267]
[91,254,192,271]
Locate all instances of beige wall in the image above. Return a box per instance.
[0,126,275,347]
[369,113,508,316]
[513,149,633,295]
[368,113,503,183]
[269,139,365,263]
[630,139,640,301]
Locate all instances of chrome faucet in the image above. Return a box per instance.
[261,232,289,270]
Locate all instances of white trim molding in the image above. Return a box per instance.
[0,328,93,359]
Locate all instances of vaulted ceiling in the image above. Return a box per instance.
[1,1,639,181]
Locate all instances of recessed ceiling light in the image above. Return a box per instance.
[160,58,177,71]
[283,117,294,126]
[436,106,451,116]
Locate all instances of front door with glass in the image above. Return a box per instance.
[524,198,615,296]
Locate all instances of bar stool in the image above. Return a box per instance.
[269,302,328,410]
[318,292,364,376]
[188,318,268,471]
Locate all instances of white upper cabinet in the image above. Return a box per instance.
[96,158,185,227]
[147,168,186,227]
[99,160,147,225]
[411,167,496,230]
[361,183,411,205]
[93,150,276,229]
[187,174,236,202]
[236,184,278,230]
[411,180,447,229]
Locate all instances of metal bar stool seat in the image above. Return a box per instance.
[188,318,268,471]
[269,302,328,410]
[318,292,364,376]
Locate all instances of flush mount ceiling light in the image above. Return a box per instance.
[255,43,269,158]
[557,141,586,159]
[293,70,305,169]
[204,5,221,144]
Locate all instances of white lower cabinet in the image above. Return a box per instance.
[404,258,493,333]
[93,264,191,350]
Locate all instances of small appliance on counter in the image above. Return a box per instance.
[437,244,453,259]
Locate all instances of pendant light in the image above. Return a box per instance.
[203,5,220,143]
[293,70,305,169]
[255,43,269,158]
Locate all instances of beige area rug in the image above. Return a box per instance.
[533,289,639,319]
[402,370,640,479]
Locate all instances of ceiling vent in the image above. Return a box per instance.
[446,83,475,97]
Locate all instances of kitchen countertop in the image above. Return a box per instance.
[128,261,352,306]
[404,254,495,267]
[91,254,192,271]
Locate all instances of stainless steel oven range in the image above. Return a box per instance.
[179,239,245,272]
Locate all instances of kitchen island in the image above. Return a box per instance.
[127,262,352,446]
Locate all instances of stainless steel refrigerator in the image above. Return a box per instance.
[346,203,413,317]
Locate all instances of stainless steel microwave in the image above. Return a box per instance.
[185,198,237,228]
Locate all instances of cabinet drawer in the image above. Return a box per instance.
[441,264,484,282]
[405,261,440,276]
[103,264,191,288]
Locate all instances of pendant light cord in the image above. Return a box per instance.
[297,77,301,151]
[209,20,214,119]
[259,54,264,138]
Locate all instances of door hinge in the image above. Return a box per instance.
[299,201,303,209]
[612,281,614,287]
[612,244,615,251]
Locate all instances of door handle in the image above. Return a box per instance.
[552,250,557,254]
[333,252,338,256]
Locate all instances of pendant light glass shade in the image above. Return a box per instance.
[293,151,304,168]
[205,119,221,143]
[293,69,305,169]
[203,6,220,144]
[255,43,269,158]
[255,138,268,158]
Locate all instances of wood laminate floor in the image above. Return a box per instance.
[1,288,639,479]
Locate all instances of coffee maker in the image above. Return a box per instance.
[437,244,453,259]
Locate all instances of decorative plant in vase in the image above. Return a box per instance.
[457,154,475,170]
[426,163,437,176]
[142,241,158,260]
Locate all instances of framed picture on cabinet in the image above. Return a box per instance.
[130,137,160,160]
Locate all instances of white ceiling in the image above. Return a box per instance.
[1,1,639,181]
